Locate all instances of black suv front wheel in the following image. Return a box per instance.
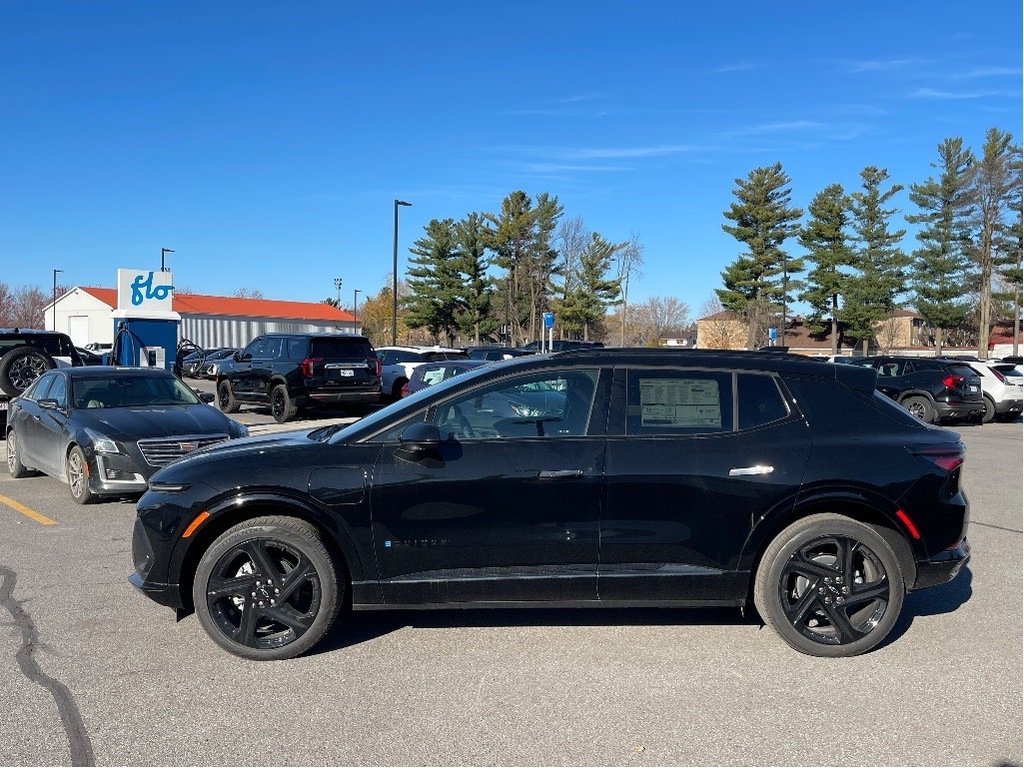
[192,516,341,661]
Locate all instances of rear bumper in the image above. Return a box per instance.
[994,398,1023,417]
[306,390,381,405]
[933,401,984,421]
[912,538,971,590]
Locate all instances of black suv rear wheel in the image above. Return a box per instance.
[754,514,905,657]
[0,346,55,397]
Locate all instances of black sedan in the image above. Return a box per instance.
[5,366,248,504]
[130,349,970,660]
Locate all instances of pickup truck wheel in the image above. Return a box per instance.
[217,380,240,413]
[982,395,996,424]
[270,384,296,423]
[0,346,55,397]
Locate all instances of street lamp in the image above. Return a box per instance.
[353,289,361,330]
[52,269,63,330]
[392,199,412,345]
[160,247,175,272]
[334,277,343,305]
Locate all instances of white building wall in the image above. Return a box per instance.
[47,289,115,346]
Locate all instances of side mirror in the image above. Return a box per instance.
[399,422,442,445]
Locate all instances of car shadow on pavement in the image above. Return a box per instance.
[878,566,974,650]
[315,605,757,655]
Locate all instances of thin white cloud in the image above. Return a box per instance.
[713,61,759,73]
[726,121,826,136]
[567,145,713,159]
[954,66,1022,79]
[842,58,925,73]
[911,87,1005,99]
[520,163,631,173]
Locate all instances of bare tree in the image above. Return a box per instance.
[232,287,265,299]
[615,231,645,345]
[0,284,49,328]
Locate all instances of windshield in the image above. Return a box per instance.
[72,375,202,409]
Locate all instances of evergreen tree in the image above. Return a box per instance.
[798,183,854,355]
[845,166,909,354]
[559,233,622,340]
[526,193,564,341]
[485,191,538,345]
[453,213,496,344]
[995,210,1023,356]
[968,128,1022,357]
[405,218,464,345]
[906,138,975,354]
[718,162,803,348]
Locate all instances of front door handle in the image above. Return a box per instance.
[729,465,774,477]
[538,469,584,479]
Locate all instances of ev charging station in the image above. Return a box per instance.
[110,268,180,370]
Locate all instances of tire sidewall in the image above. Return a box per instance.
[192,517,340,661]
[217,380,239,413]
[0,346,56,397]
[755,514,905,658]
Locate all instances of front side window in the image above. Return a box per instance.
[46,374,68,408]
[242,337,266,359]
[432,369,600,440]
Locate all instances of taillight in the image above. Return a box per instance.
[400,383,409,397]
[991,368,1007,383]
[369,357,381,377]
[942,375,964,389]
[909,444,965,472]
[300,357,322,377]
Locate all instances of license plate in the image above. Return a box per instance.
[0,401,6,411]
[338,369,354,377]
[969,385,978,392]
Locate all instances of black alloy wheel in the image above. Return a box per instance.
[901,395,934,423]
[217,380,239,413]
[754,514,905,657]
[0,347,55,397]
[193,516,340,661]
[270,384,296,423]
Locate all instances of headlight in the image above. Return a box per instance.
[84,427,120,454]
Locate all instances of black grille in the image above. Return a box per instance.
[137,434,229,467]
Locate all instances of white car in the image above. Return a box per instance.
[376,346,468,400]
[971,361,1024,422]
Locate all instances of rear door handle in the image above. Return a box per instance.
[538,470,584,479]
[729,465,774,477]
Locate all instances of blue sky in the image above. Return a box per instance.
[1,1,1020,320]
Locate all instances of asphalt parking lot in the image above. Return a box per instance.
[0,415,1020,766]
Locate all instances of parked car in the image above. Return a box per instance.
[216,333,381,423]
[957,360,1023,422]
[521,339,605,353]
[464,345,534,361]
[131,348,969,661]
[1,328,84,430]
[75,347,105,365]
[401,359,489,396]
[199,348,238,379]
[5,366,248,503]
[857,356,984,424]
[376,346,468,401]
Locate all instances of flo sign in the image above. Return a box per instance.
[117,269,175,313]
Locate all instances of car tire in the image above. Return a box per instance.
[982,395,996,424]
[6,428,30,478]
[67,445,95,505]
[217,380,240,413]
[901,395,935,423]
[192,516,341,661]
[270,384,296,423]
[753,513,905,658]
[0,346,56,397]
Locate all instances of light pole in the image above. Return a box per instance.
[52,269,63,330]
[160,247,174,272]
[353,288,361,330]
[334,277,343,305]
[392,199,412,345]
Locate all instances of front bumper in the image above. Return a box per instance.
[912,537,971,590]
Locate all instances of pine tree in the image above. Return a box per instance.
[906,138,975,355]
[969,128,1022,358]
[453,213,496,344]
[798,183,854,355]
[558,233,622,340]
[405,218,464,345]
[718,162,803,348]
[485,191,538,345]
[845,166,909,354]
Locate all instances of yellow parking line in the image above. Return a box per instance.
[0,493,56,526]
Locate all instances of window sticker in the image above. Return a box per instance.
[638,378,722,428]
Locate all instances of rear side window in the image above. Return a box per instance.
[738,373,789,429]
[947,363,980,382]
[310,337,373,358]
[626,370,733,435]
